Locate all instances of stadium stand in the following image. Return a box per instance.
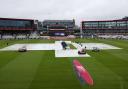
[98,35,128,40]
[0,17,127,40]
[81,17,128,39]
[29,32,40,39]
[2,34,15,40]
[42,20,76,38]
[16,34,27,39]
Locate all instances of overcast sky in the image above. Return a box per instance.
[0,0,128,25]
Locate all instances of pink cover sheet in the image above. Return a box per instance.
[73,60,94,86]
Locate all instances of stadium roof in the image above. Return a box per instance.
[43,20,75,23]
[0,17,34,21]
[82,18,128,22]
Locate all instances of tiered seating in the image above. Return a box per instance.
[16,34,27,39]
[29,32,39,39]
[98,35,128,40]
[2,34,15,39]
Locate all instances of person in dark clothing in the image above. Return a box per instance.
[61,41,67,50]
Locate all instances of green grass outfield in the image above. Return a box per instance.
[0,39,128,89]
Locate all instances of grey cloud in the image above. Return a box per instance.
[0,0,128,25]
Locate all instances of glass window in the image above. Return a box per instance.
[83,22,98,28]
[127,21,128,28]
[116,21,127,28]
[0,20,32,28]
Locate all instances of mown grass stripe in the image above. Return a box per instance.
[0,51,43,89]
